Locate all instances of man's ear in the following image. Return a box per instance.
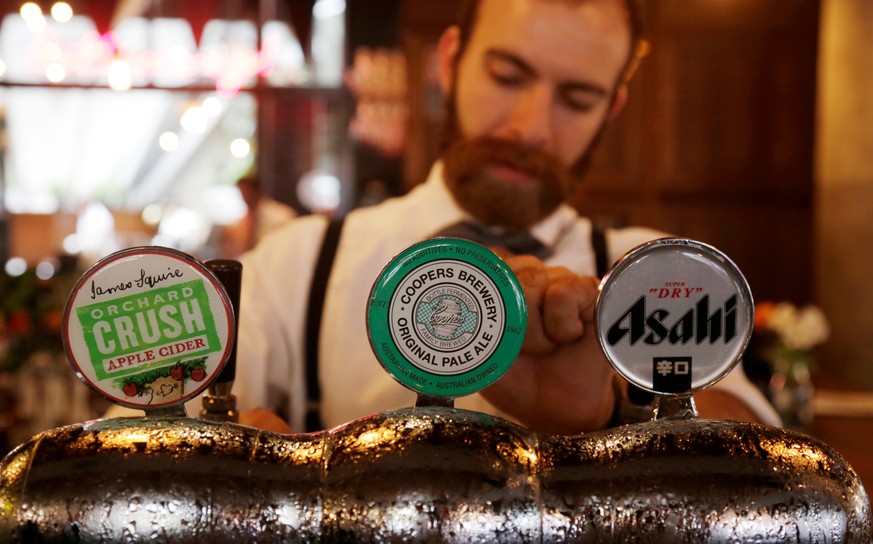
[437,25,461,97]
[607,83,628,122]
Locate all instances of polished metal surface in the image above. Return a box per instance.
[200,382,240,423]
[0,407,869,542]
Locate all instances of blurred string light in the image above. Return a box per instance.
[19,2,41,19]
[20,2,46,32]
[51,2,73,23]
[141,203,164,226]
[35,260,56,280]
[107,59,132,91]
[44,62,65,82]
[62,233,80,254]
[11,6,304,92]
[202,96,223,117]
[229,137,250,158]
[5,257,27,277]
[158,131,179,151]
[297,169,341,213]
[154,207,210,252]
[180,105,207,134]
[202,185,246,225]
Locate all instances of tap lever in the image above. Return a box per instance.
[415,394,455,409]
[653,393,698,420]
[200,384,238,422]
[201,259,242,423]
[204,259,242,385]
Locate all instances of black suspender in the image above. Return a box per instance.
[591,223,609,278]
[304,218,344,432]
[302,219,608,431]
[590,223,654,412]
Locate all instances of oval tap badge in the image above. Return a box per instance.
[367,238,527,398]
[62,247,234,410]
[595,238,754,395]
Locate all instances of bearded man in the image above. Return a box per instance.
[233,0,780,434]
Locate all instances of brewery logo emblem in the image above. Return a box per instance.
[62,247,234,410]
[595,238,754,395]
[368,238,526,397]
[391,260,503,375]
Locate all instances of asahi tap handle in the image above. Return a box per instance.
[595,238,754,420]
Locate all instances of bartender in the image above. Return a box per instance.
[235,0,781,434]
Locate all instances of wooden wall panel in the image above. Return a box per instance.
[574,0,819,303]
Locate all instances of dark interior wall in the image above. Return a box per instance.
[343,0,406,203]
[575,0,820,305]
[346,0,403,50]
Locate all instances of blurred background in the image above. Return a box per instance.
[0,0,869,452]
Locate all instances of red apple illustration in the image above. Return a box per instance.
[122,382,138,397]
[170,365,184,380]
[190,368,206,382]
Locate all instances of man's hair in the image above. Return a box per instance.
[454,0,646,81]
[439,0,646,154]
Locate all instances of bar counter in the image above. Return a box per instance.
[808,389,873,495]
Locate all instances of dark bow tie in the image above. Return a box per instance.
[429,221,553,260]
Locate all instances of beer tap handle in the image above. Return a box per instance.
[596,238,755,423]
[201,259,242,422]
[366,238,527,410]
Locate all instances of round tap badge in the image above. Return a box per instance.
[62,247,234,410]
[595,238,754,395]
[367,238,527,398]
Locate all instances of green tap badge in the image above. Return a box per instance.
[367,238,527,398]
[63,247,234,410]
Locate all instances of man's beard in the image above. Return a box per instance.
[442,137,571,231]
[440,102,607,232]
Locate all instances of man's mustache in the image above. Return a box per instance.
[444,137,568,187]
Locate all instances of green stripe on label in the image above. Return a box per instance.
[75,279,221,380]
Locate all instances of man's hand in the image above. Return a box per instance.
[481,254,615,434]
[695,389,762,423]
[239,408,293,434]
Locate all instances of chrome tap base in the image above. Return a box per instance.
[0,407,868,542]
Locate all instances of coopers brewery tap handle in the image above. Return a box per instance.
[366,238,526,406]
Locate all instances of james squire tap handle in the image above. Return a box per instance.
[201,259,242,422]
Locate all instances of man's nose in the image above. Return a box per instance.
[502,84,554,149]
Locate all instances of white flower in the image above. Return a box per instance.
[765,303,830,351]
[766,303,797,336]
